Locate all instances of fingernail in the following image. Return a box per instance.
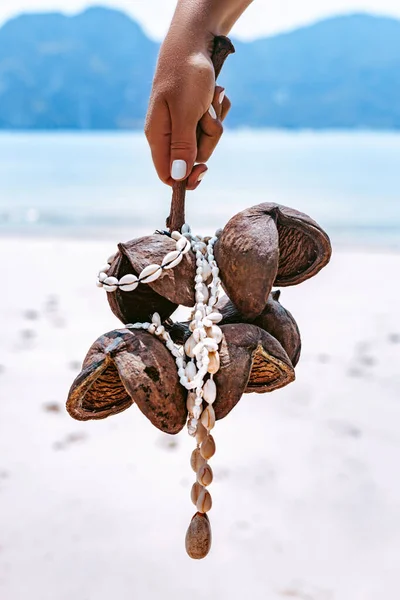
[197,171,206,182]
[219,90,225,104]
[171,159,187,180]
[208,105,217,119]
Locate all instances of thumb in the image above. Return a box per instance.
[170,110,198,182]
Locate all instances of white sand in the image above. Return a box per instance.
[1,238,400,600]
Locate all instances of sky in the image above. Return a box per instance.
[0,0,399,40]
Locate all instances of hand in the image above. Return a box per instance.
[145,39,231,190]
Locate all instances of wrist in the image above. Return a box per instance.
[168,1,226,56]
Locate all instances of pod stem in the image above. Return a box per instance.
[166,35,235,233]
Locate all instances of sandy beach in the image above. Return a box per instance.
[1,237,400,600]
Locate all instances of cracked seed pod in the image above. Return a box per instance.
[214,203,331,319]
[217,290,301,367]
[107,234,196,324]
[66,328,187,434]
[213,323,295,420]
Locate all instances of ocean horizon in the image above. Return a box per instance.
[1,130,399,249]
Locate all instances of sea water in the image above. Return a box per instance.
[0,130,399,248]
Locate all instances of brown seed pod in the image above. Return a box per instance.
[213,323,295,421]
[185,512,212,560]
[66,328,187,434]
[107,233,196,324]
[217,290,301,367]
[214,203,331,318]
[214,208,279,319]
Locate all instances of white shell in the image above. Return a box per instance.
[203,338,219,352]
[196,423,208,444]
[181,239,192,254]
[152,312,161,327]
[104,276,119,286]
[208,311,222,323]
[182,224,190,233]
[98,272,108,283]
[192,405,202,420]
[202,261,212,281]
[107,253,117,264]
[139,264,162,283]
[200,283,209,302]
[120,281,139,292]
[187,393,196,413]
[99,264,110,274]
[171,231,182,241]
[186,361,197,382]
[162,250,183,270]
[208,325,223,344]
[203,379,217,404]
[194,241,207,252]
[96,280,103,288]
[201,405,215,431]
[119,274,138,286]
[196,487,212,513]
[184,335,196,358]
[103,284,118,292]
[176,236,188,252]
[192,341,205,356]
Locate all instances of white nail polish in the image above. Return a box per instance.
[208,105,217,119]
[197,171,206,182]
[219,90,225,104]
[171,159,187,180]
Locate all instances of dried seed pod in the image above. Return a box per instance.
[200,435,216,460]
[66,328,187,434]
[214,207,279,319]
[218,290,301,367]
[185,512,212,560]
[213,323,295,421]
[107,233,196,324]
[214,203,331,318]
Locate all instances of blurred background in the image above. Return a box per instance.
[0,2,400,599]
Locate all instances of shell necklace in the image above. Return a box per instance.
[97,224,223,559]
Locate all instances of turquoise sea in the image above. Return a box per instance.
[0,130,399,248]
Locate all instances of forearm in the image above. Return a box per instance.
[168,0,253,51]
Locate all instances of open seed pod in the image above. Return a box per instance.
[217,290,301,367]
[107,233,196,324]
[214,203,331,318]
[67,328,187,434]
[213,323,295,420]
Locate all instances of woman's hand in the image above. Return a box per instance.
[145,35,231,190]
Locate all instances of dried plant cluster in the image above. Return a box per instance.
[67,201,331,558]
[68,203,331,429]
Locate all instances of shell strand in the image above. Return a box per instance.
[125,224,223,560]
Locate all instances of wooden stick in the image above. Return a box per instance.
[166,36,235,232]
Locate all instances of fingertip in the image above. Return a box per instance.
[171,159,188,181]
[186,164,208,190]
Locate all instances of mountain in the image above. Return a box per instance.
[0,8,399,129]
